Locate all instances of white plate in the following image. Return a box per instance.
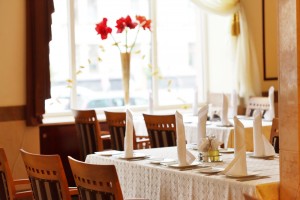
[167,162,201,169]
[226,172,258,178]
[216,123,233,127]
[219,148,234,153]
[248,154,275,159]
[159,159,177,165]
[148,157,164,164]
[236,115,253,120]
[95,150,122,156]
[116,153,148,160]
[196,167,223,174]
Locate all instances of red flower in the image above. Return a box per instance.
[95,15,151,53]
[95,18,112,40]
[115,15,138,33]
[136,15,151,31]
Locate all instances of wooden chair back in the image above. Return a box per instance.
[68,156,123,200]
[72,109,104,161]
[245,97,270,117]
[270,117,279,153]
[143,114,177,148]
[0,148,32,200]
[20,149,73,200]
[0,148,16,200]
[104,111,137,150]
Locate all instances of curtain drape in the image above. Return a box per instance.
[191,0,261,101]
[26,0,54,126]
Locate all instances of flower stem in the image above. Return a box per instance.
[125,28,128,53]
[130,26,141,54]
[109,33,122,53]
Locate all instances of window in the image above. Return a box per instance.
[46,0,233,114]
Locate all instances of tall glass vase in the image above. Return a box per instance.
[120,52,131,106]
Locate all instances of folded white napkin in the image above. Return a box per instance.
[197,105,208,147]
[222,117,247,176]
[175,111,196,166]
[221,94,231,126]
[264,86,275,120]
[230,89,238,118]
[124,109,134,158]
[192,86,198,116]
[253,110,276,157]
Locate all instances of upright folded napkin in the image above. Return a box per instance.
[175,111,196,166]
[197,105,208,147]
[264,86,275,120]
[222,117,247,176]
[253,110,276,157]
[124,109,134,158]
[221,94,231,126]
[192,86,199,116]
[230,89,238,118]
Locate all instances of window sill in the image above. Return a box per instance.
[42,103,204,125]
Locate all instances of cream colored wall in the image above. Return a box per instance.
[243,0,279,92]
[0,0,26,105]
[0,0,39,179]
[207,0,279,94]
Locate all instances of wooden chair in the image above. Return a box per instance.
[104,111,150,150]
[245,97,270,117]
[143,114,177,148]
[0,148,32,200]
[20,149,78,200]
[270,117,279,153]
[68,156,123,200]
[73,109,107,161]
[68,156,147,200]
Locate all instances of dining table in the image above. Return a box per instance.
[86,146,279,200]
[133,114,272,151]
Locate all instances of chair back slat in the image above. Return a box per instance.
[109,126,126,151]
[68,156,123,200]
[73,110,103,161]
[78,186,115,200]
[0,148,15,200]
[143,114,177,148]
[20,149,72,200]
[270,117,279,153]
[30,177,62,200]
[0,171,9,200]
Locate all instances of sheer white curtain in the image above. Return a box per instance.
[191,0,261,101]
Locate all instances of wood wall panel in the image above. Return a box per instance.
[0,106,25,122]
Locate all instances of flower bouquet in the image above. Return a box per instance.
[198,135,223,162]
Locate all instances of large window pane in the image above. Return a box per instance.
[156,0,201,106]
[46,0,205,114]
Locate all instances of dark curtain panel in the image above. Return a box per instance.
[26,0,54,126]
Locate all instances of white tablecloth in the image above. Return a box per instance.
[133,114,272,151]
[86,147,279,200]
